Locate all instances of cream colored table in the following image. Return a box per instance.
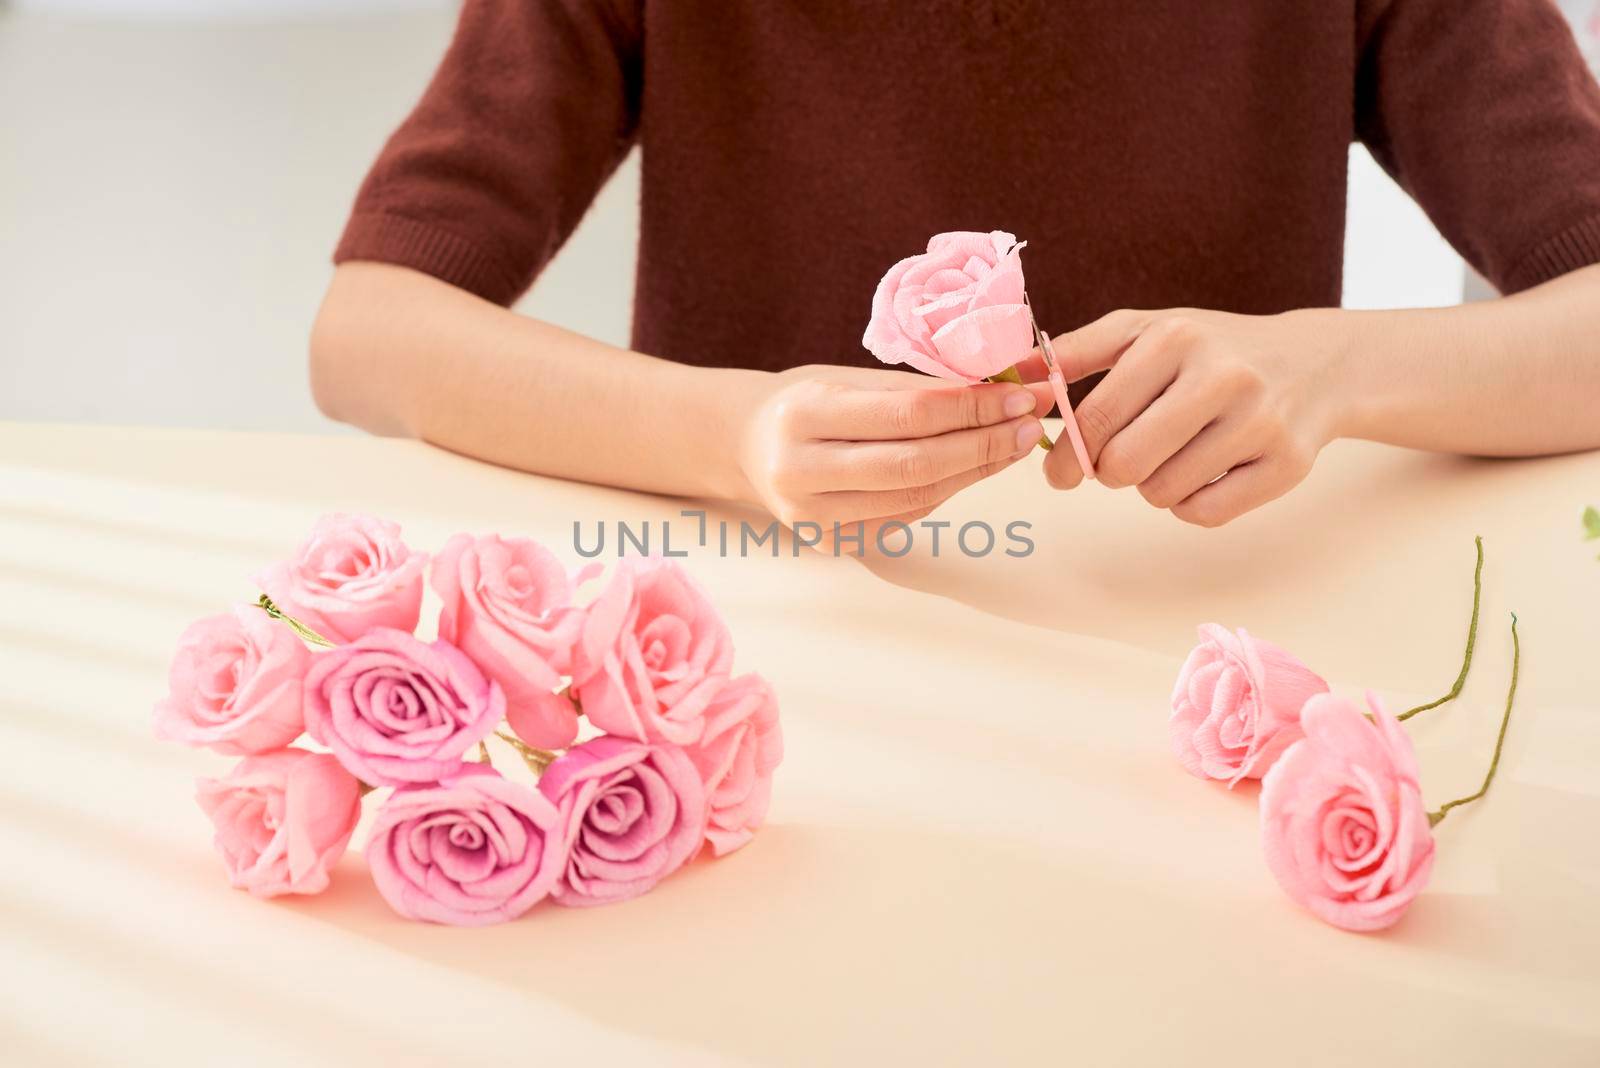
[3,421,1598,1067]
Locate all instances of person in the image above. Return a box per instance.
[312,0,1600,534]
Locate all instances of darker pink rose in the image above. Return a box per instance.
[1171,624,1329,784]
[195,748,361,897]
[538,736,706,907]
[1260,693,1435,932]
[303,628,504,786]
[861,230,1035,383]
[366,765,564,926]
[154,605,309,754]
[571,557,734,746]
[431,532,588,749]
[254,513,426,643]
[685,674,783,856]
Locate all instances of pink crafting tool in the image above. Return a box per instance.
[1024,294,1096,480]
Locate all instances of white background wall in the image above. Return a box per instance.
[3,3,1594,433]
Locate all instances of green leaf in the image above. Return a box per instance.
[1584,505,1600,541]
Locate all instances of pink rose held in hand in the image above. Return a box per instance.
[539,736,707,907]
[303,629,504,786]
[687,674,784,857]
[862,229,1036,383]
[572,557,733,745]
[255,513,426,644]
[154,606,309,754]
[432,532,587,749]
[366,766,564,926]
[1171,624,1329,784]
[195,748,361,897]
[1261,694,1435,932]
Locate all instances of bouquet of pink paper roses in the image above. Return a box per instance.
[154,515,782,926]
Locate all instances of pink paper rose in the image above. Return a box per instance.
[195,748,361,897]
[1171,624,1329,784]
[1260,693,1436,932]
[686,674,784,856]
[538,736,707,907]
[432,532,588,749]
[571,557,734,746]
[365,765,564,926]
[862,229,1035,383]
[303,628,504,786]
[254,513,426,644]
[154,606,309,754]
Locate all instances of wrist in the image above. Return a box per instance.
[695,366,776,504]
[1286,306,1383,444]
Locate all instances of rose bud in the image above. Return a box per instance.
[154,606,309,754]
[431,532,588,749]
[539,736,706,907]
[303,628,503,786]
[254,513,426,643]
[685,674,783,857]
[861,230,1035,383]
[1171,624,1329,784]
[571,557,733,746]
[366,766,564,926]
[195,748,361,897]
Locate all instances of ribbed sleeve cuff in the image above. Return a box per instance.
[333,212,525,306]
[1503,213,1600,294]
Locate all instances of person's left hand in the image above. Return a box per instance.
[1035,307,1348,526]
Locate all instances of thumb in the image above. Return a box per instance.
[1051,309,1151,383]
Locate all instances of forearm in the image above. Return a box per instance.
[310,262,764,500]
[1325,263,1600,456]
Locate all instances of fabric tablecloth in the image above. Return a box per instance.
[2,421,1597,1066]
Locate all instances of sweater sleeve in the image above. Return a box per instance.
[1355,0,1600,294]
[333,0,642,306]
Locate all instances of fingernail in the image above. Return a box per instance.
[1015,420,1043,451]
[1003,391,1033,418]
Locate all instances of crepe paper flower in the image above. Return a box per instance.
[303,628,504,787]
[254,513,426,644]
[365,765,565,926]
[1259,693,1435,932]
[538,736,707,907]
[431,533,593,749]
[864,230,1038,385]
[154,606,309,755]
[1170,625,1330,784]
[571,557,734,746]
[195,748,361,898]
[685,674,784,857]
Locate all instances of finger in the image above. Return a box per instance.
[801,381,1037,442]
[813,441,1030,522]
[1136,419,1260,510]
[817,414,1043,492]
[1170,454,1299,528]
[1093,376,1225,490]
[1050,309,1153,382]
[1042,422,1087,490]
[1072,320,1186,461]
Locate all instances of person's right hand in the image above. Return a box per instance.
[734,364,1049,542]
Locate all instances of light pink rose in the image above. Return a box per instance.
[571,557,734,746]
[1260,693,1436,932]
[365,765,564,926]
[195,748,361,897]
[254,513,426,644]
[153,606,309,754]
[1171,624,1329,784]
[685,674,783,856]
[861,229,1036,383]
[431,533,588,749]
[303,628,504,786]
[538,736,707,907]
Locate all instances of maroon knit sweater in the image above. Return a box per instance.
[335,0,1600,375]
